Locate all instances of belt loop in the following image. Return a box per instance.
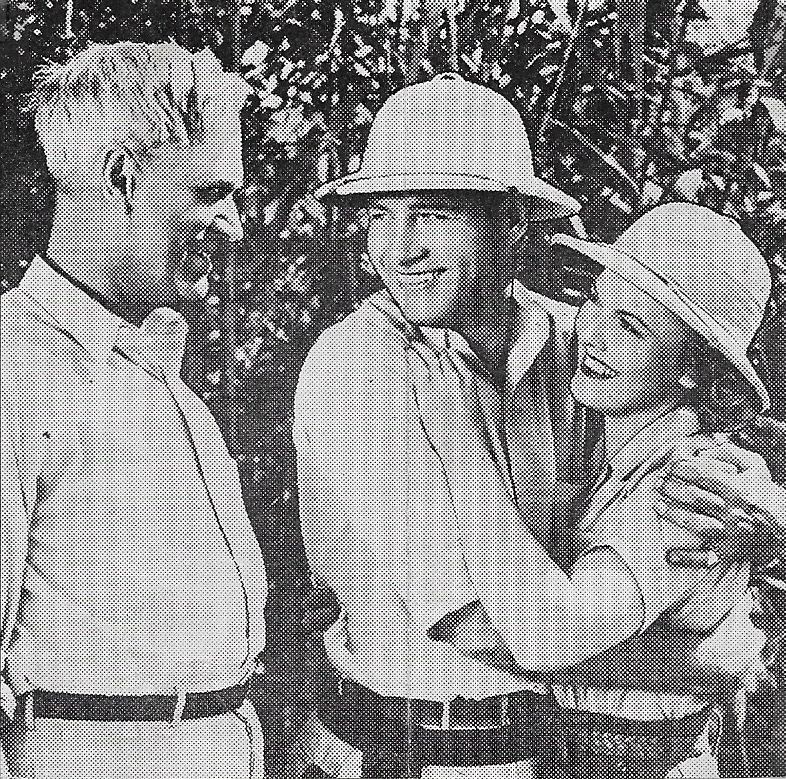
[23,691,35,732]
[171,688,186,727]
[406,698,416,779]
[441,699,451,731]
[500,694,510,726]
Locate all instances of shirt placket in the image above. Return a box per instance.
[451,349,519,508]
[163,375,253,672]
[115,331,253,675]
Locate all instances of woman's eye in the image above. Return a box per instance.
[367,210,386,222]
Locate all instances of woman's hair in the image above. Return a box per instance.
[688,338,761,433]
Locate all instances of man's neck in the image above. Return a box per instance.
[46,193,151,326]
[455,294,517,385]
[40,253,155,328]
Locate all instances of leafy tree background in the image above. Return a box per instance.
[2,0,786,774]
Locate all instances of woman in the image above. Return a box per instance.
[410,203,771,778]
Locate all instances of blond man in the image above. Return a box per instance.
[0,43,267,778]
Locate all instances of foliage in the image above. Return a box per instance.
[2,0,786,772]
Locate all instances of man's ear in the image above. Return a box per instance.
[102,149,137,212]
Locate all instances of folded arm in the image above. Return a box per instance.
[435,593,764,697]
[407,343,720,673]
[293,333,544,700]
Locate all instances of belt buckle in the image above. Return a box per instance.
[428,695,510,731]
[440,700,451,731]
[23,691,36,732]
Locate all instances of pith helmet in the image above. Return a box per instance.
[315,73,580,221]
[553,203,771,411]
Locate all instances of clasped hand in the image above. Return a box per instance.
[657,435,786,564]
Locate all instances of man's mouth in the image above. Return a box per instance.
[580,352,618,379]
[395,268,446,287]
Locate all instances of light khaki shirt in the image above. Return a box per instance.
[0,257,267,714]
[294,284,588,701]
[552,407,751,718]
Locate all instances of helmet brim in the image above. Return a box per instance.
[315,173,581,222]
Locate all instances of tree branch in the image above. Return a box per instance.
[536,0,588,151]
[549,117,642,198]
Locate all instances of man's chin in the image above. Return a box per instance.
[391,298,454,329]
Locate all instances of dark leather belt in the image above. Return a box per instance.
[29,682,249,722]
[321,679,543,768]
[535,697,718,779]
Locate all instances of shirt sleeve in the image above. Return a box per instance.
[293,324,479,631]
[581,472,728,633]
[1,398,33,774]
[293,322,545,699]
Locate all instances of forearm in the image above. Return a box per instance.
[442,608,739,697]
[544,627,727,696]
[326,600,540,702]
[549,591,766,698]
[447,453,642,671]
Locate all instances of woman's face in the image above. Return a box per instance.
[572,269,695,417]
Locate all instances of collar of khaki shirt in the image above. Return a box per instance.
[370,279,552,389]
[593,406,702,494]
[19,256,188,376]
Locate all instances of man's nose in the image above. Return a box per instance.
[395,222,429,266]
[213,196,244,242]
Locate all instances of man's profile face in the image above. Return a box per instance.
[124,118,244,309]
[365,191,507,330]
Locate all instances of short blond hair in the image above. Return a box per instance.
[33,42,251,184]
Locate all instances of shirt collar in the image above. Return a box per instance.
[504,280,552,389]
[18,255,123,361]
[606,406,702,482]
[366,283,553,389]
[423,281,551,388]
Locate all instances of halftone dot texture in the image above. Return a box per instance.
[315,74,581,222]
[2,10,782,775]
[31,42,250,185]
[1,258,267,777]
[554,203,772,412]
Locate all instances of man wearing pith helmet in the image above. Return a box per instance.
[293,74,779,778]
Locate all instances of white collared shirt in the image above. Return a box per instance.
[294,284,587,701]
[0,257,267,707]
